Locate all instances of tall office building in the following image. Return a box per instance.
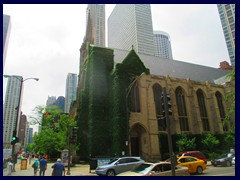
[46,96,56,106]
[3,76,23,145]
[78,4,106,93]
[55,96,65,113]
[108,4,155,56]
[86,4,105,46]
[65,73,77,113]
[217,4,235,66]
[3,14,11,71]
[153,31,173,59]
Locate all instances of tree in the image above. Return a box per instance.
[176,134,196,151]
[201,133,220,159]
[224,70,235,130]
[201,133,219,151]
[29,106,77,158]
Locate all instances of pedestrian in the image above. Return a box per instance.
[32,158,39,176]
[39,155,47,176]
[51,158,65,176]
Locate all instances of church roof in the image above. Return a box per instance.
[112,48,230,84]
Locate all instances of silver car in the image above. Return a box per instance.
[95,157,144,176]
[117,162,190,176]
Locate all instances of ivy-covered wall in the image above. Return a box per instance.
[76,46,150,159]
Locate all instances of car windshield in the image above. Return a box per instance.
[219,153,231,158]
[108,158,119,164]
[131,164,153,174]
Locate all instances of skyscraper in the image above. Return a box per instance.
[217,4,235,66]
[65,73,77,113]
[153,31,173,59]
[108,4,155,56]
[46,96,56,106]
[86,4,105,46]
[3,14,11,71]
[78,4,106,91]
[3,76,23,145]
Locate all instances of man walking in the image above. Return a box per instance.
[52,158,65,176]
[39,155,47,176]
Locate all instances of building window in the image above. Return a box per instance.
[152,83,166,131]
[197,89,210,131]
[175,87,189,131]
[215,91,228,131]
[130,82,140,112]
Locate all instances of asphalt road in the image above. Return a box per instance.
[192,165,235,176]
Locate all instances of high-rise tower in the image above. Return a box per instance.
[3,76,23,145]
[217,4,235,66]
[153,31,173,59]
[3,14,11,71]
[77,4,106,108]
[86,4,105,46]
[108,4,155,56]
[65,73,77,113]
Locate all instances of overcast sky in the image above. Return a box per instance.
[3,4,229,122]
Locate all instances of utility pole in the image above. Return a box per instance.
[67,125,72,175]
[162,87,175,176]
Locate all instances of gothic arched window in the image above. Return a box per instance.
[175,87,189,131]
[215,91,228,131]
[130,82,140,112]
[152,83,166,131]
[197,89,210,131]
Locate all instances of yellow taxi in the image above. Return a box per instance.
[177,156,206,174]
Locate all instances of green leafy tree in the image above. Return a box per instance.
[224,70,235,130]
[202,133,219,151]
[201,133,219,159]
[176,134,196,151]
[30,106,77,158]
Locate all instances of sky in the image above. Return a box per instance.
[3,4,230,125]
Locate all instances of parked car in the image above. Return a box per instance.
[232,157,235,165]
[177,156,206,174]
[117,162,189,176]
[211,153,234,167]
[95,157,144,176]
[178,151,207,164]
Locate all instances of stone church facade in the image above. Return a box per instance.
[75,45,234,161]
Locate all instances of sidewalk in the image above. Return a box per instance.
[3,161,97,176]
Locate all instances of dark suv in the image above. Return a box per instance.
[178,151,207,164]
[211,153,234,167]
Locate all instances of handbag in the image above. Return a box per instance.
[52,169,56,176]
[32,164,35,168]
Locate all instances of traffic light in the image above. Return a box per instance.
[161,92,166,118]
[11,131,19,145]
[70,127,78,144]
[166,95,172,115]
[161,92,172,117]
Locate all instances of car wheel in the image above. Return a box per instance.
[106,169,115,176]
[197,166,203,174]
[226,161,231,167]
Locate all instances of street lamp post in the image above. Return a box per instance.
[4,75,39,172]
[125,72,145,156]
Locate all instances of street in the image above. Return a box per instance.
[3,160,235,176]
[192,165,235,176]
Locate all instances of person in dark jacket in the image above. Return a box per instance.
[51,158,65,176]
[39,156,47,176]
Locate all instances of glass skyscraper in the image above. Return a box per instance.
[86,4,105,46]
[3,76,23,144]
[217,4,235,66]
[153,31,173,59]
[65,73,77,113]
[3,14,11,70]
[108,4,155,56]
